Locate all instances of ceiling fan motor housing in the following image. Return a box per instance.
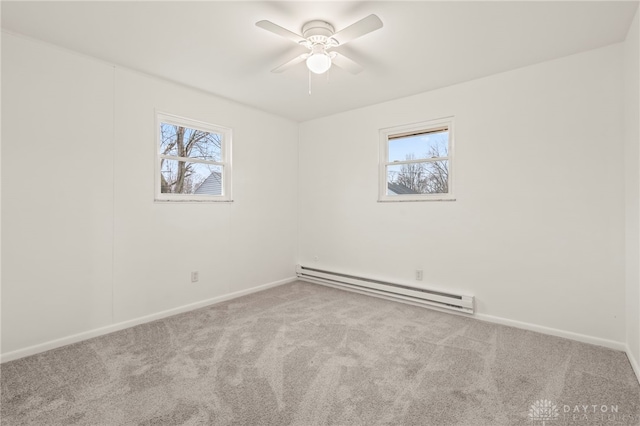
[302,20,336,45]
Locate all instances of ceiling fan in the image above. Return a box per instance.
[256,14,383,75]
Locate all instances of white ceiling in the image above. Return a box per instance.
[2,1,638,122]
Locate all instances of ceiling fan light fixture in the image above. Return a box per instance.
[306,51,332,74]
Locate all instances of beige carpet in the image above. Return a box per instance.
[1,281,639,425]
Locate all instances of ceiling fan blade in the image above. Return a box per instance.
[272,54,309,73]
[331,14,383,46]
[256,20,306,45]
[331,52,364,74]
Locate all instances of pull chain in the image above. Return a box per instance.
[308,70,312,95]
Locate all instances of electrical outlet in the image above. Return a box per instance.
[191,271,199,283]
[415,269,423,281]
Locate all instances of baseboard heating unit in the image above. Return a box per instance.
[296,265,474,314]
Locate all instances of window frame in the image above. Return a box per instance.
[155,112,232,202]
[378,117,455,202]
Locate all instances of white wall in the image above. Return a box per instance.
[299,44,626,346]
[624,9,640,375]
[2,34,115,353]
[1,33,298,356]
[112,67,298,323]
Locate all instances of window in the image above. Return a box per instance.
[156,112,232,202]
[379,117,454,202]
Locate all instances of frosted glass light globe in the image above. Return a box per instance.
[306,52,332,74]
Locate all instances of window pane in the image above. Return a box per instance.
[387,161,449,195]
[388,130,448,162]
[160,160,223,195]
[159,123,222,162]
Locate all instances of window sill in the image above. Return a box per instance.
[154,198,234,203]
[377,197,456,203]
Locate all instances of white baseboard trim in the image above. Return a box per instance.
[473,312,627,352]
[308,277,628,353]
[626,345,640,385]
[305,278,627,352]
[0,276,297,363]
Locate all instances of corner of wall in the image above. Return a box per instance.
[624,5,640,383]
